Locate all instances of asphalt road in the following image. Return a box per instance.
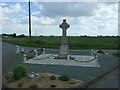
[2,42,119,88]
[2,42,38,73]
[2,42,16,73]
[88,67,119,88]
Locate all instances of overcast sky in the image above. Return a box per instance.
[0,1,119,36]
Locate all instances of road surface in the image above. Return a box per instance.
[2,42,38,73]
[88,67,119,88]
[2,41,119,88]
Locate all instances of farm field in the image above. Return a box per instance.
[2,36,119,49]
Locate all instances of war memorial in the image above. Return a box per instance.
[23,19,100,67]
[3,20,118,88]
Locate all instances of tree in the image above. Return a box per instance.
[18,34,26,37]
[13,33,17,37]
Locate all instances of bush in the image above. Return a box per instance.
[113,52,120,57]
[59,75,70,81]
[50,75,56,80]
[97,50,104,54]
[50,84,56,88]
[29,85,38,88]
[12,65,27,80]
[68,82,76,84]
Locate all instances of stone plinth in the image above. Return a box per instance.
[59,45,69,58]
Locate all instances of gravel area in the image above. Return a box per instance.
[5,73,82,88]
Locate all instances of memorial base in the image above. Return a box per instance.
[60,45,69,54]
[55,44,69,59]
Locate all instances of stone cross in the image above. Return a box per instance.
[59,19,70,58]
[59,19,70,45]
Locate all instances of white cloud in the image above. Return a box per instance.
[0,3,8,6]
[2,23,28,35]
[32,11,41,15]
[1,2,118,36]
[18,15,55,25]
[3,3,21,14]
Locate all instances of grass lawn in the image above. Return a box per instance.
[2,36,119,49]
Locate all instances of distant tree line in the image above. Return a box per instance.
[1,33,26,38]
[1,33,120,38]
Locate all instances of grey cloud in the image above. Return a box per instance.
[34,2,99,17]
[103,2,117,5]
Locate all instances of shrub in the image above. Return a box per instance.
[29,85,38,88]
[59,75,70,81]
[113,52,120,57]
[50,84,56,88]
[68,82,76,84]
[12,65,27,80]
[50,75,56,80]
[97,50,104,54]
